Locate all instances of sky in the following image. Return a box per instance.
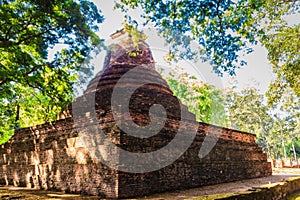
[86,0,296,94]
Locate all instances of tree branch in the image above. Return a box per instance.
[0,64,50,88]
[0,78,12,87]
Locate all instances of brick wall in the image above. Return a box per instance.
[0,35,272,198]
[0,119,119,198]
[117,123,271,197]
[0,118,271,198]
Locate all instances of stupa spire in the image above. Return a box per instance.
[103,27,155,70]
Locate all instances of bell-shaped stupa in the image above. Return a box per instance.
[0,29,272,198]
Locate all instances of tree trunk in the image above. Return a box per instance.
[14,103,20,130]
[282,136,287,159]
[292,142,297,161]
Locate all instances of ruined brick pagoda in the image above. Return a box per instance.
[0,30,272,198]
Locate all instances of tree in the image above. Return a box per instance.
[223,87,274,157]
[0,0,104,143]
[258,0,300,103]
[116,0,299,100]
[160,66,227,126]
[222,86,300,159]
[272,90,300,159]
[116,0,263,76]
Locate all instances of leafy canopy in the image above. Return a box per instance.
[160,66,226,126]
[260,0,300,103]
[224,86,300,159]
[117,0,300,103]
[116,0,264,75]
[0,0,104,143]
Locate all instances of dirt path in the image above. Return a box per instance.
[1,168,300,199]
[140,168,300,199]
[141,175,298,199]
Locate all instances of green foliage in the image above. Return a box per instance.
[260,0,300,104]
[116,0,299,106]
[224,87,299,159]
[0,0,104,143]
[224,88,271,132]
[287,139,300,158]
[224,87,274,157]
[161,69,299,159]
[116,0,265,75]
[160,67,227,126]
[124,24,148,47]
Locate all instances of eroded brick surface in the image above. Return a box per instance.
[0,34,271,198]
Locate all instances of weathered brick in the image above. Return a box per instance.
[0,31,271,198]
